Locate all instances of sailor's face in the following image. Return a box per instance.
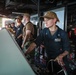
[44,18,55,28]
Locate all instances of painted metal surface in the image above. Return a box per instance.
[0,29,35,75]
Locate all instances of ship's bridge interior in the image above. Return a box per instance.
[0,0,76,75]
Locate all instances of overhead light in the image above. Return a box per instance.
[12,12,24,15]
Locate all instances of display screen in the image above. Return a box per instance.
[53,7,65,30]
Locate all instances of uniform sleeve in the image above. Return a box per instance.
[22,26,26,37]
[61,31,70,51]
[26,23,32,31]
[34,30,44,46]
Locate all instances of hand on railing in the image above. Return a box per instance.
[54,55,65,66]
[47,59,68,75]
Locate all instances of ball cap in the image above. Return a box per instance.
[23,13,30,18]
[15,15,23,20]
[42,11,59,22]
